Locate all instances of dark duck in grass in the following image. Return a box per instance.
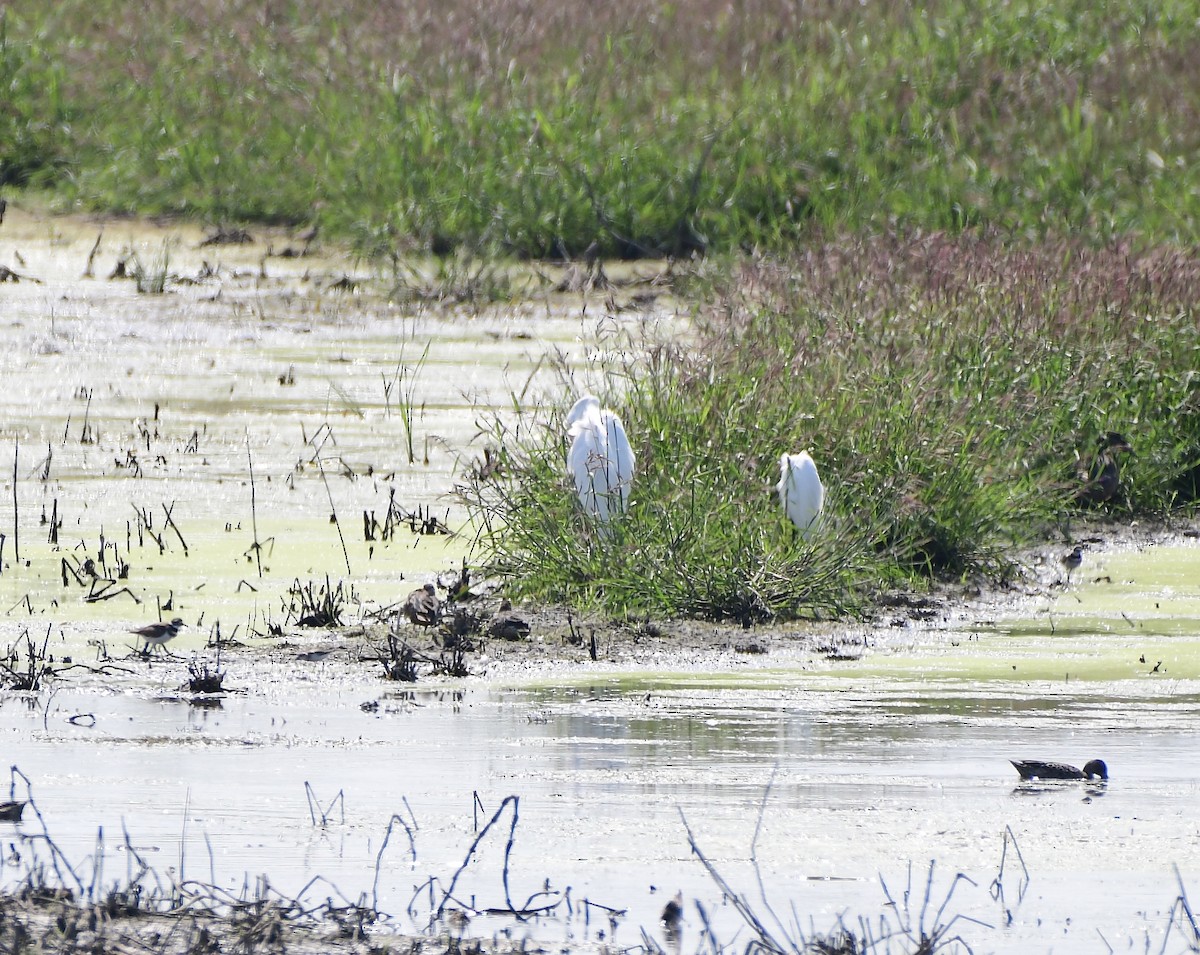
[1076,432,1133,504]
[1010,758,1108,781]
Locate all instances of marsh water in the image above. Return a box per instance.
[2,208,1200,953]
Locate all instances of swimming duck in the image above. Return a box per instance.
[0,800,25,822]
[1010,758,1108,781]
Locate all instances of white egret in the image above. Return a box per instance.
[566,395,635,523]
[776,451,824,537]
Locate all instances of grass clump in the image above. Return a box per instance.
[461,231,1200,620]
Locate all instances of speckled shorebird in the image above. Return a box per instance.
[1010,758,1108,781]
[402,583,441,628]
[1077,432,1133,504]
[488,600,531,641]
[131,618,185,655]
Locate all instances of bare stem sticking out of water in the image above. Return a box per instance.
[990,825,1030,923]
[83,232,102,279]
[312,440,352,576]
[162,502,189,556]
[11,439,18,565]
[304,782,345,827]
[247,439,263,578]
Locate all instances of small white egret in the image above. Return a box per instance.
[776,451,824,537]
[566,395,635,523]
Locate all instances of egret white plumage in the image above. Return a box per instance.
[566,395,635,523]
[776,451,824,537]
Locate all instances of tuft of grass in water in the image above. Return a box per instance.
[460,232,1200,619]
[131,241,171,294]
[2,0,1200,254]
[390,251,524,310]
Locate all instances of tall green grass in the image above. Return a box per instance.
[2,0,1200,254]
[460,233,1200,619]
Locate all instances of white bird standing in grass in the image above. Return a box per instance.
[777,451,824,537]
[566,395,635,523]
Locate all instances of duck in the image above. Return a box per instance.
[402,583,441,628]
[1077,432,1132,504]
[488,600,531,641]
[1010,758,1108,781]
[0,800,25,822]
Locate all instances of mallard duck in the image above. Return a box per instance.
[1010,758,1108,781]
[0,801,25,822]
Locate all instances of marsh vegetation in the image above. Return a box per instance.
[3,1,1200,952]
[2,0,1199,257]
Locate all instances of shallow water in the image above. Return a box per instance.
[3,211,1200,953]
[0,207,675,640]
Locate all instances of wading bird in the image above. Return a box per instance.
[1010,758,1108,781]
[402,583,441,628]
[1061,544,1083,585]
[566,395,635,523]
[131,618,185,655]
[1077,432,1133,504]
[776,451,824,537]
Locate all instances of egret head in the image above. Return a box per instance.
[565,395,601,432]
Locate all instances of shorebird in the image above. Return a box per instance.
[131,618,185,655]
[1010,758,1108,781]
[402,583,441,628]
[1061,544,1083,584]
[566,395,635,523]
[777,450,824,538]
